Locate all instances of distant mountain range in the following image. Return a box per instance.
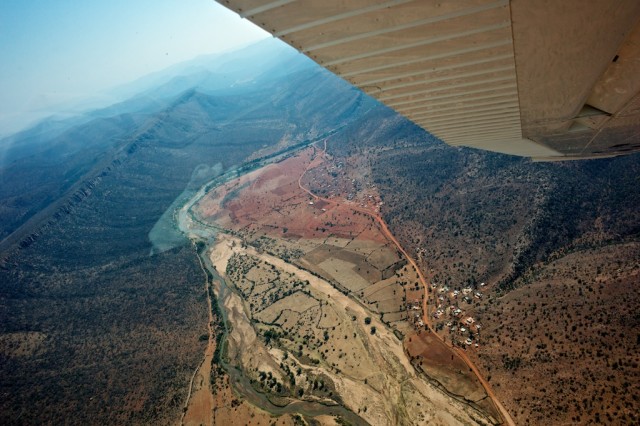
[0,36,638,426]
[0,38,375,424]
[0,38,373,252]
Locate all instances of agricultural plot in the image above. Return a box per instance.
[196,142,501,424]
[198,147,427,338]
[213,237,490,426]
[317,257,371,292]
[257,291,319,324]
[223,252,382,395]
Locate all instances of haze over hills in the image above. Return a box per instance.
[0,37,638,425]
[0,39,374,424]
[0,39,361,249]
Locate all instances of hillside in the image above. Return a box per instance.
[1,37,638,425]
[0,41,374,424]
[319,107,640,425]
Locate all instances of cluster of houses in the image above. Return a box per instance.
[403,279,488,348]
[447,315,482,347]
[406,300,425,329]
[429,282,487,347]
[432,285,484,309]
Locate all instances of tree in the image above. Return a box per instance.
[370,326,377,335]
[364,317,372,325]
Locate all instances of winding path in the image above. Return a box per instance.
[298,142,515,426]
[181,244,215,426]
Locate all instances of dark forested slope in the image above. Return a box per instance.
[0,42,373,425]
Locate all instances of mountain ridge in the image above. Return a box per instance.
[1,36,638,425]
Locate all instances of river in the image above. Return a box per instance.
[176,147,369,425]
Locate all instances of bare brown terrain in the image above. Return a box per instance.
[470,242,640,425]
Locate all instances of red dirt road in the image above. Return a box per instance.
[298,142,515,426]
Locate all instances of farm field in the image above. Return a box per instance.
[193,145,502,424]
[195,147,424,339]
[209,235,494,425]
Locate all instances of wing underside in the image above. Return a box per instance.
[217,0,640,161]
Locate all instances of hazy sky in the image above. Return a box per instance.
[0,0,269,134]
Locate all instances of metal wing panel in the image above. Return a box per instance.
[217,0,640,160]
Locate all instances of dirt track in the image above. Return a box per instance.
[298,142,515,426]
[210,234,496,425]
[184,141,513,425]
[181,246,215,426]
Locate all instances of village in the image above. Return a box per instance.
[303,148,489,352]
[406,281,487,349]
[302,150,385,214]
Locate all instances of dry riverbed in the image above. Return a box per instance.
[209,234,492,425]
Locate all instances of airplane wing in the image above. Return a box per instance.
[216,0,640,161]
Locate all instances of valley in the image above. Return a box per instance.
[1,37,638,425]
[0,41,381,425]
[178,140,506,425]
